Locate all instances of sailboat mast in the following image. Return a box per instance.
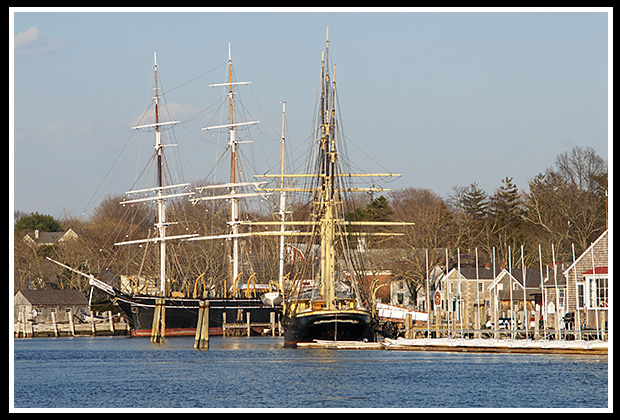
[194,45,260,295]
[317,27,336,310]
[228,43,237,184]
[227,43,240,284]
[153,51,167,295]
[278,102,287,289]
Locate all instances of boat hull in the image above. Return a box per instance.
[282,309,375,347]
[114,294,280,337]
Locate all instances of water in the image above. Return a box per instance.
[12,336,608,409]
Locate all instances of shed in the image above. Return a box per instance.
[14,289,88,323]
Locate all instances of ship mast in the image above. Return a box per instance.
[317,26,336,310]
[278,101,287,291]
[248,28,413,312]
[154,51,166,295]
[189,44,263,296]
[115,52,197,295]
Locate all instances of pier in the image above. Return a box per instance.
[14,311,130,338]
[381,337,608,355]
[221,311,281,337]
[296,337,607,355]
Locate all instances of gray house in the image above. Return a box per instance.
[14,289,88,323]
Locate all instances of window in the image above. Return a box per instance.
[588,277,608,309]
[583,267,608,310]
[577,283,585,309]
[558,289,565,308]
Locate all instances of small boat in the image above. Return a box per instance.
[261,292,283,307]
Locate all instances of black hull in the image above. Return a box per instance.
[282,310,375,347]
[114,294,280,337]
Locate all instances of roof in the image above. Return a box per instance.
[486,268,544,291]
[582,267,608,275]
[16,289,88,305]
[22,229,78,246]
[447,266,497,280]
[562,230,608,276]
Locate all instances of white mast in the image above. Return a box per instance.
[278,101,287,291]
[115,52,196,295]
[154,51,167,296]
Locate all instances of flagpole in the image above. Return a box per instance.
[521,245,528,339]
[572,243,582,340]
[426,249,430,338]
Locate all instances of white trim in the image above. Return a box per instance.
[562,230,608,276]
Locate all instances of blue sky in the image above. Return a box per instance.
[11,8,610,219]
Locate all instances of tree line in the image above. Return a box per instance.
[13,145,608,301]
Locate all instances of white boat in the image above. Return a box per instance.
[261,292,283,307]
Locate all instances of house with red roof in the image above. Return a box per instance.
[557,230,608,337]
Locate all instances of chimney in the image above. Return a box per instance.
[34,229,39,239]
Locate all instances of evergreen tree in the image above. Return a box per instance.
[14,212,63,232]
[457,182,490,252]
[460,182,489,220]
[366,195,393,221]
[490,177,523,260]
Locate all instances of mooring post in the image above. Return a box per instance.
[108,311,115,334]
[405,313,412,339]
[150,298,160,342]
[151,292,166,344]
[68,309,75,336]
[194,295,209,350]
[246,311,251,337]
[51,311,59,337]
[90,309,96,336]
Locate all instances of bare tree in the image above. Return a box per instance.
[524,146,607,257]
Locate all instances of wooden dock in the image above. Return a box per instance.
[381,337,608,355]
[222,311,281,337]
[294,338,607,355]
[14,316,130,338]
[296,340,383,350]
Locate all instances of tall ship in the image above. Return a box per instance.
[49,48,280,338]
[246,29,412,347]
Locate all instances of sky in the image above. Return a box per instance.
[11,8,611,220]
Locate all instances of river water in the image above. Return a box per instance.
[12,336,609,410]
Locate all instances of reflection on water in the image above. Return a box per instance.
[13,336,608,409]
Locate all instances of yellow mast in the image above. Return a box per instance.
[246,28,414,314]
[228,43,236,184]
[317,26,336,310]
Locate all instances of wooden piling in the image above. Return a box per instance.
[51,311,59,337]
[151,294,166,344]
[108,311,114,334]
[246,312,251,337]
[270,312,276,337]
[89,309,96,335]
[68,310,75,336]
[405,313,412,339]
[194,299,209,350]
